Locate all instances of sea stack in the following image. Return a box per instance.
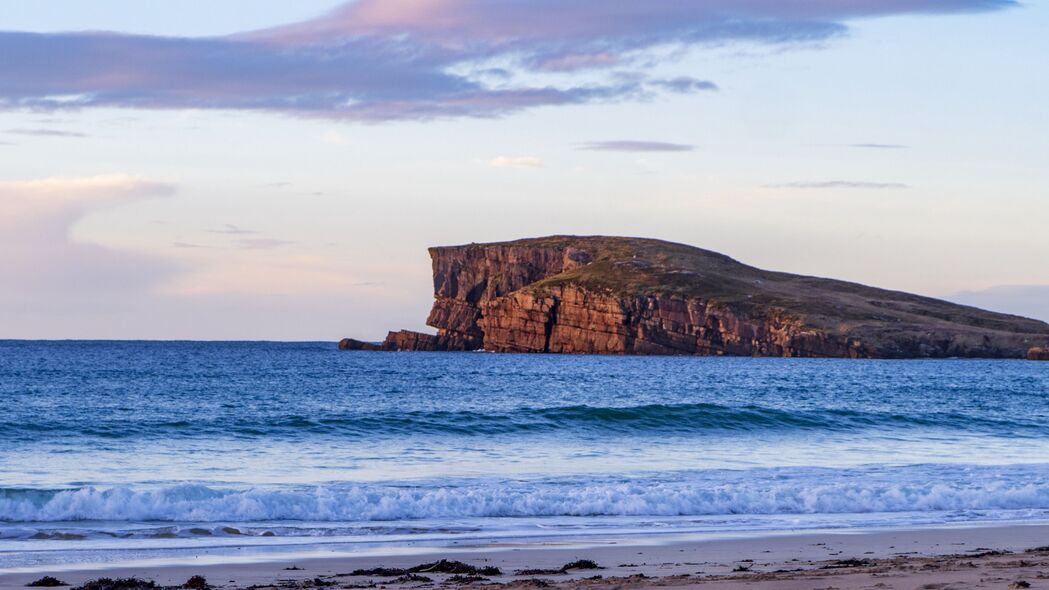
[346,236,1049,359]
[338,338,382,351]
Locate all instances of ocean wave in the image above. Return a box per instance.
[4,466,1049,523]
[0,403,1040,441]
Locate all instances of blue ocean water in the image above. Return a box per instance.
[2,340,1049,569]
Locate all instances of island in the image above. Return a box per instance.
[341,236,1049,358]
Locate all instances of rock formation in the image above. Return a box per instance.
[338,338,382,351]
[346,236,1049,359]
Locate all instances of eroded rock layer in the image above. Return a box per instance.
[355,236,1049,359]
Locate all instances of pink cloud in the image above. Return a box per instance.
[249,0,1016,49]
[0,175,178,305]
[0,0,1017,121]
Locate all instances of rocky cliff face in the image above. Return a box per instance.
[420,243,593,350]
[351,236,1049,359]
[477,286,862,357]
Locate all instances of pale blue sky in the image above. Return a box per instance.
[0,1,1046,339]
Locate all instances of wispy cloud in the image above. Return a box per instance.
[0,175,175,211]
[237,238,296,250]
[0,0,1015,122]
[649,77,719,94]
[6,128,86,138]
[848,143,908,149]
[0,175,178,304]
[531,52,619,72]
[209,224,259,235]
[581,140,694,152]
[489,156,544,169]
[770,180,910,190]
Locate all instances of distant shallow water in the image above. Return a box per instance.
[1,340,1048,569]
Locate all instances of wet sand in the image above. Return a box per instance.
[4,524,1049,590]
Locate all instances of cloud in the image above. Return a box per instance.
[0,0,1015,121]
[650,77,720,93]
[769,180,910,190]
[581,140,695,152]
[849,143,908,149]
[947,285,1049,323]
[0,175,175,222]
[237,238,296,249]
[209,224,259,235]
[0,175,178,311]
[531,52,620,72]
[6,128,86,138]
[249,0,1016,48]
[489,156,544,169]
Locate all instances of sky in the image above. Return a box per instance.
[0,0,1046,340]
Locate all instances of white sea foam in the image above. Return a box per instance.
[4,465,1049,524]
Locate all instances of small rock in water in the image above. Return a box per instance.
[1028,347,1049,361]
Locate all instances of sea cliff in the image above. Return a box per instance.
[342,236,1049,358]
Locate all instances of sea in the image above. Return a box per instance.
[2,340,1049,571]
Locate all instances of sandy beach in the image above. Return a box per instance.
[5,524,1049,590]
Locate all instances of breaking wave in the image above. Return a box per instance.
[4,465,1049,524]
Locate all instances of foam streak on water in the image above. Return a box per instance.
[1,340,1048,569]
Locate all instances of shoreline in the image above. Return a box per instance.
[5,523,1049,589]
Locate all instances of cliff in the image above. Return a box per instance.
[344,236,1049,359]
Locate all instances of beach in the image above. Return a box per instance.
[4,524,1049,589]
